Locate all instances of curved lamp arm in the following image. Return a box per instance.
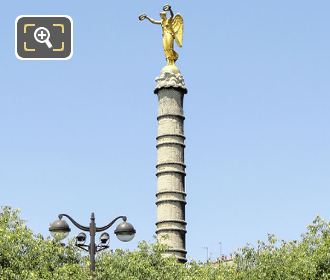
[58,214,90,232]
[96,216,127,232]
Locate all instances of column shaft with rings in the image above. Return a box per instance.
[154,69,187,263]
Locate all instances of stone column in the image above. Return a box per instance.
[154,69,187,263]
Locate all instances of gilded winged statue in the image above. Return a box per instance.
[139,4,183,66]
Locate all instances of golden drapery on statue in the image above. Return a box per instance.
[139,4,184,69]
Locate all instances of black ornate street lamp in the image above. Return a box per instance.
[49,212,136,271]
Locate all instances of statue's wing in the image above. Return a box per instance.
[173,14,183,47]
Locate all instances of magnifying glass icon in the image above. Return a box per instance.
[34,27,53,49]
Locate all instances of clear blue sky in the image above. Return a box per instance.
[1,0,329,261]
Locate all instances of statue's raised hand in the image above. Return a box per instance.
[163,4,171,12]
[139,14,147,21]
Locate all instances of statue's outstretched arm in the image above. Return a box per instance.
[147,16,161,25]
[139,14,161,25]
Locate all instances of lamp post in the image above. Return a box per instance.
[49,212,136,271]
[203,246,209,262]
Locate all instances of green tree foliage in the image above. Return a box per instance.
[0,206,88,280]
[1,206,330,279]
